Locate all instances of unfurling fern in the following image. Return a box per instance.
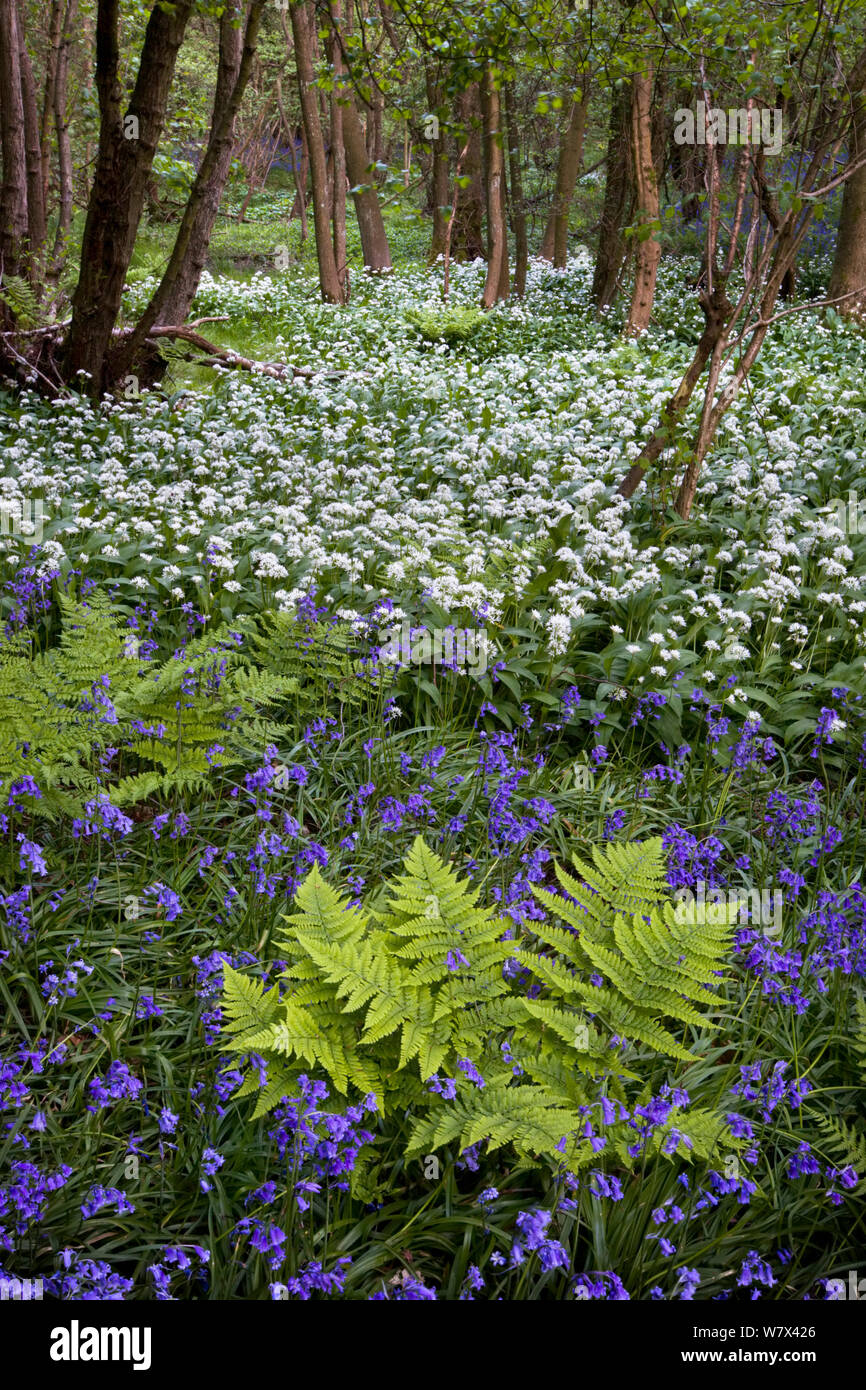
[222,836,736,1171]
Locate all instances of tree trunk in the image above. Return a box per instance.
[62,0,194,394]
[327,17,348,297]
[18,25,46,262]
[291,0,344,303]
[497,143,510,301]
[78,1,95,207]
[343,96,391,272]
[115,1,265,384]
[504,82,527,296]
[289,123,310,240]
[625,67,661,335]
[275,72,308,243]
[669,83,702,221]
[592,83,632,309]
[154,0,261,326]
[0,0,30,298]
[40,0,66,211]
[368,91,384,165]
[48,0,78,284]
[539,85,588,266]
[480,68,508,307]
[453,84,484,260]
[425,66,449,262]
[828,91,866,320]
[617,281,733,499]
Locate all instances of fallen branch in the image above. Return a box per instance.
[1,316,351,394]
[141,324,347,381]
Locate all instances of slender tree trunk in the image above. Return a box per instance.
[0,0,30,297]
[327,8,348,297]
[828,91,866,320]
[291,0,344,303]
[425,66,449,262]
[672,202,835,519]
[670,82,702,222]
[497,141,510,300]
[618,281,733,499]
[442,135,470,302]
[321,88,335,212]
[618,81,844,518]
[48,0,78,284]
[752,145,796,299]
[62,0,194,393]
[368,90,384,165]
[78,1,95,206]
[275,73,308,243]
[504,82,527,296]
[625,67,661,335]
[480,67,508,307]
[156,0,262,325]
[19,18,46,258]
[539,85,588,266]
[592,83,632,309]
[343,96,391,271]
[115,1,265,383]
[40,0,66,211]
[289,124,310,240]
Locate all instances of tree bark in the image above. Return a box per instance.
[669,82,703,222]
[452,84,484,260]
[625,67,661,335]
[0,0,30,296]
[617,281,733,499]
[40,0,66,210]
[504,82,527,296]
[367,91,384,164]
[828,90,866,320]
[275,71,308,242]
[425,66,449,262]
[48,0,78,284]
[343,95,391,271]
[327,9,348,297]
[62,0,194,393]
[592,82,632,309]
[290,0,344,303]
[289,122,310,239]
[480,67,508,307]
[539,85,588,266]
[115,1,265,384]
[19,36,47,260]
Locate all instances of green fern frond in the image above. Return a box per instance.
[817,1114,866,1172]
[222,835,733,1168]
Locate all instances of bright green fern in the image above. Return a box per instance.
[222,836,737,1171]
[0,591,300,813]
